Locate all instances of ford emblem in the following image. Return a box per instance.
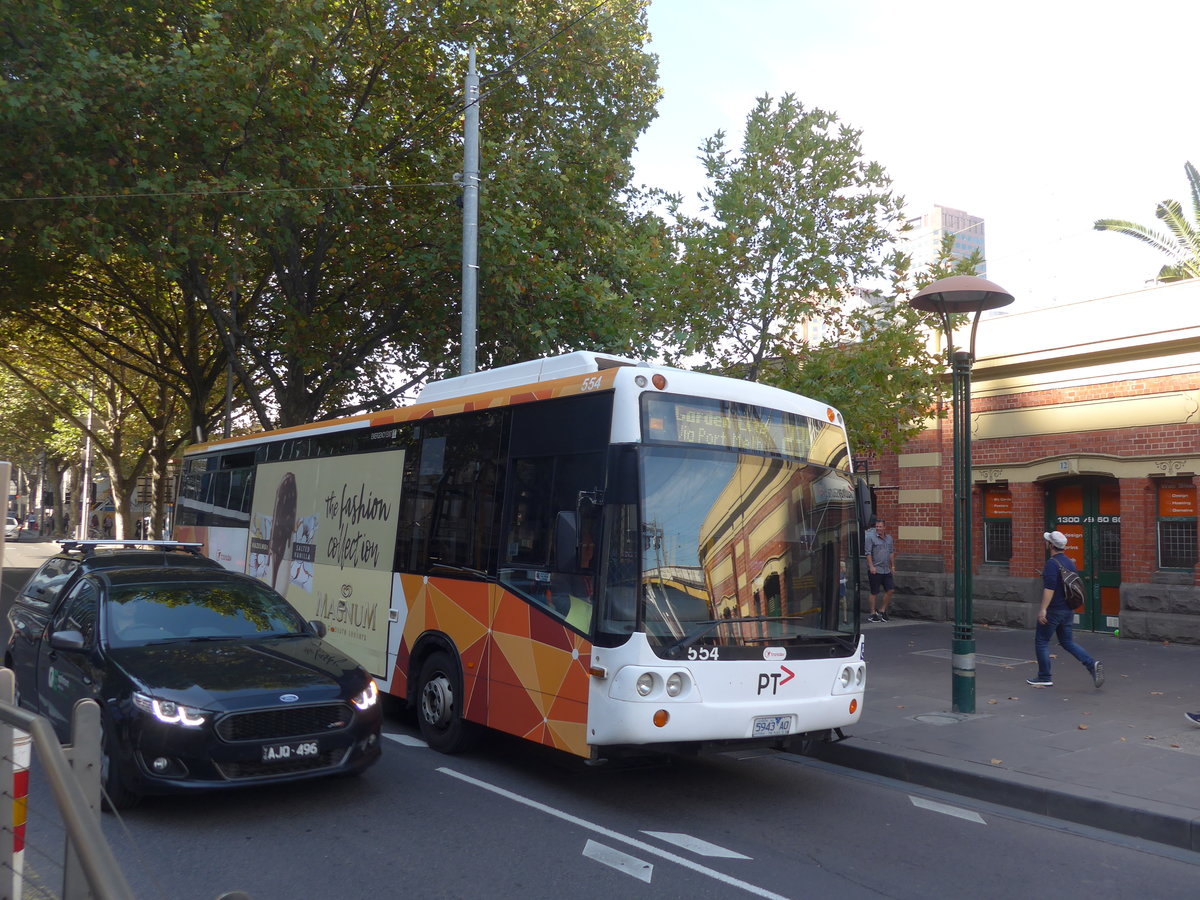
[279,694,300,703]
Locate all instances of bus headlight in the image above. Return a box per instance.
[832,664,865,695]
[610,667,699,702]
[636,673,655,696]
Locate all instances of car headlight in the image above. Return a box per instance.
[352,680,379,711]
[133,692,208,727]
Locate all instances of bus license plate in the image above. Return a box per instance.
[262,739,319,763]
[753,716,792,737]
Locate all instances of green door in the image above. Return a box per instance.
[1046,478,1121,634]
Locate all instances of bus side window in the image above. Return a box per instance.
[505,458,555,565]
[500,452,604,633]
[397,413,504,574]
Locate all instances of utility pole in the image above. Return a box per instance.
[460,45,480,376]
[225,279,237,439]
[78,389,94,540]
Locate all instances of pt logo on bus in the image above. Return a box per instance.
[757,666,795,695]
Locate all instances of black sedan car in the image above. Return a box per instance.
[7,541,382,809]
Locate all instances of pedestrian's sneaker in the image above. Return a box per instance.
[867,612,882,623]
[1090,661,1105,688]
[1026,677,1053,686]
[877,610,890,622]
[1186,712,1200,726]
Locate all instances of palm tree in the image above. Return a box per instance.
[1094,161,1200,283]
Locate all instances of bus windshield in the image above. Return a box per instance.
[628,445,857,658]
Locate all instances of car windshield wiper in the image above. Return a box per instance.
[176,635,238,642]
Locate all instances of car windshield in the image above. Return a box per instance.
[105,580,309,647]
[622,446,858,657]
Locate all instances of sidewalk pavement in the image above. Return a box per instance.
[814,617,1200,852]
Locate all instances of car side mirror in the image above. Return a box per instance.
[308,620,327,639]
[49,629,86,651]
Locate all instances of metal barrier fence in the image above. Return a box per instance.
[0,668,134,900]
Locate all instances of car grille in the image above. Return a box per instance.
[215,703,352,742]
[216,747,349,780]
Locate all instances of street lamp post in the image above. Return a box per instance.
[909,275,1014,714]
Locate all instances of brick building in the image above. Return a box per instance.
[863,279,1200,643]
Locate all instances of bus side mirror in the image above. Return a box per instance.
[554,511,578,573]
[855,478,873,529]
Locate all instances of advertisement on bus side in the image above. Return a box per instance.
[248,451,404,674]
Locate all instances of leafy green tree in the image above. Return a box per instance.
[657,93,907,380]
[1094,161,1200,283]
[0,305,197,537]
[0,368,75,531]
[1,0,663,432]
[785,236,987,456]
[655,93,966,454]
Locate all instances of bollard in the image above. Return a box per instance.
[10,731,29,900]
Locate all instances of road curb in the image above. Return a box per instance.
[812,737,1200,853]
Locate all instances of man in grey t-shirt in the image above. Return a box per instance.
[864,516,896,622]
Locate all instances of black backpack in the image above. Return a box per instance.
[1052,557,1086,611]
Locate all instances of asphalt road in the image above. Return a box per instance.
[5,541,1199,898]
[79,716,1200,900]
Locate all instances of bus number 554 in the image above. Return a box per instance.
[687,647,720,661]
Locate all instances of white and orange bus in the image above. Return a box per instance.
[174,352,867,760]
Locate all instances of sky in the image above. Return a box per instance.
[632,1,1200,311]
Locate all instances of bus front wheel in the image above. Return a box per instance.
[416,650,480,754]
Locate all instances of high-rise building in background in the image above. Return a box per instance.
[905,205,986,278]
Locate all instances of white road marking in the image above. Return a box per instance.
[910,795,986,824]
[642,832,751,859]
[383,733,428,748]
[439,768,792,900]
[583,840,654,883]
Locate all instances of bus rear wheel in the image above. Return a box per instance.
[416,650,480,754]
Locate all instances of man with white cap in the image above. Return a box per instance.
[1027,530,1104,688]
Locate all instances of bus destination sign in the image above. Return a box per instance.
[645,396,817,458]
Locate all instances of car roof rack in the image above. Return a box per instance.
[56,540,205,558]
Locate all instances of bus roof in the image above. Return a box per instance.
[418,351,646,403]
[184,352,848,458]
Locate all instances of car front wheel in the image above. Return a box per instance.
[100,713,141,812]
